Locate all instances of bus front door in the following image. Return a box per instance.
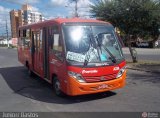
[43,28,50,80]
[32,31,41,74]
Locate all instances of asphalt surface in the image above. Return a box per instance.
[0,47,160,113]
[122,47,160,62]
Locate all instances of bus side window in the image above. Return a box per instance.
[19,30,21,38]
[18,30,22,45]
[22,29,30,47]
[51,25,63,60]
[37,31,40,50]
[21,30,25,46]
[23,29,26,37]
[52,34,62,51]
[33,32,37,51]
[26,29,31,47]
[40,30,43,49]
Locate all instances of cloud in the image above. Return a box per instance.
[1,0,40,5]
[0,6,11,35]
[31,6,39,12]
[78,0,94,17]
[44,0,94,18]
[50,0,68,7]
[67,0,94,17]
[78,0,94,7]
[26,0,40,4]
[0,6,10,13]
[49,0,93,8]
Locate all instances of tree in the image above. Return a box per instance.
[91,0,160,62]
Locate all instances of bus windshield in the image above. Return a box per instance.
[63,24,124,65]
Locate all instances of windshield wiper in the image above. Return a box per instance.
[83,48,91,66]
[95,35,117,63]
[102,45,117,63]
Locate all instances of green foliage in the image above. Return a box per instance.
[0,44,8,47]
[91,0,160,40]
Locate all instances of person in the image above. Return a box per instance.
[102,34,113,46]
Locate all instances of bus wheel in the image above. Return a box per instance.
[53,77,64,97]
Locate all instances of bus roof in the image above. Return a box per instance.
[54,17,110,24]
[19,18,111,29]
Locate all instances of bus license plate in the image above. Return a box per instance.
[98,84,109,90]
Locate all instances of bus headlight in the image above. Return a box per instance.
[116,66,126,78]
[68,71,86,83]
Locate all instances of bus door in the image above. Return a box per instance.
[32,31,42,74]
[38,29,45,76]
[43,27,50,79]
[31,31,35,71]
[49,25,67,90]
[37,30,43,75]
[18,30,24,63]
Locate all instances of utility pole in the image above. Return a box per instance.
[5,18,9,48]
[72,0,78,17]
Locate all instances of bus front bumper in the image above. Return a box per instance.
[66,71,126,96]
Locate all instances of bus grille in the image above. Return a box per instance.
[84,74,117,83]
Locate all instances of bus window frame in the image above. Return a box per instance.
[49,24,64,62]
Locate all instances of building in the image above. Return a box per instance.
[23,10,44,25]
[18,10,24,26]
[10,4,44,38]
[10,10,19,38]
[22,4,32,11]
[21,4,44,25]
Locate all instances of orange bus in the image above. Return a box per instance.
[17,18,126,96]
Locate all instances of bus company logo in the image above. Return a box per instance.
[113,67,119,71]
[142,112,148,118]
[82,70,98,74]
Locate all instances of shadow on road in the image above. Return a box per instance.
[128,69,160,83]
[135,64,160,73]
[128,64,160,84]
[0,66,116,104]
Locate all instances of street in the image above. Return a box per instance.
[122,47,160,62]
[0,47,160,112]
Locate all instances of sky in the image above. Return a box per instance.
[0,0,97,35]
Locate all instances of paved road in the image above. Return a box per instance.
[122,47,160,62]
[0,48,22,68]
[0,47,160,113]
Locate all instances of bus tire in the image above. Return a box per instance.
[53,77,64,97]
